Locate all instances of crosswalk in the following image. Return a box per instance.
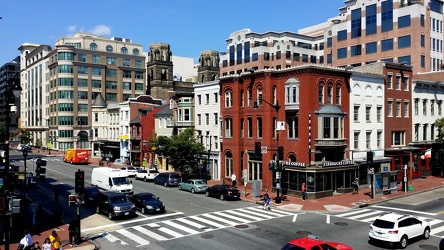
[10,158,61,163]
[332,207,444,237]
[96,206,295,247]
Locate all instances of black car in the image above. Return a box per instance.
[128,193,165,214]
[95,192,136,220]
[22,146,32,152]
[205,184,241,200]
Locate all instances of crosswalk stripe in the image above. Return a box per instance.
[432,225,444,235]
[116,228,150,246]
[163,221,200,234]
[176,218,207,229]
[348,210,383,220]
[224,210,263,221]
[241,207,277,219]
[103,233,129,245]
[336,209,371,217]
[200,213,238,225]
[158,227,184,238]
[248,206,295,216]
[362,216,379,223]
[426,219,443,226]
[212,211,252,224]
[133,226,168,241]
[189,215,225,228]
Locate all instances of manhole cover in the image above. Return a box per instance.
[235,224,249,229]
[419,245,438,250]
[296,231,312,236]
[201,234,214,239]
[334,222,348,226]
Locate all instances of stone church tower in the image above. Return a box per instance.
[146,43,174,100]
[197,50,220,83]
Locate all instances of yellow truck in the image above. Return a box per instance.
[64,148,89,164]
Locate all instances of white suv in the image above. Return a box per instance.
[369,213,431,249]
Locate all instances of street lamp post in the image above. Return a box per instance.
[2,78,22,250]
[255,97,282,203]
[23,150,28,196]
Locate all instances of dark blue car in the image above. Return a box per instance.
[128,192,166,214]
[205,184,240,200]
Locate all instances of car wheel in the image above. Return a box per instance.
[423,227,431,239]
[399,235,408,249]
[205,191,210,197]
[108,211,114,220]
[164,182,168,187]
[96,206,100,214]
[141,207,146,214]
[191,188,195,194]
[179,185,182,190]
[144,177,147,182]
[220,194,224,200]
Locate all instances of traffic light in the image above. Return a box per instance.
[255,142,261,155]
[69,194,76,207]
[9,198,21,214]
[75,170,85,193]
[367,151,373,167]
[269,162,277,171]
[278,146,284,160]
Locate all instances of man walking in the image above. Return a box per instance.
[301,183,307,201]
[68,216,80,246]
[231,173,237,187]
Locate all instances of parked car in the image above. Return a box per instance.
[154,172,181,187]
[22,145,32,152]
[135,168,159,182]
[369,213,431,249]
[280,235,352,250]
[121,167,137,177]
[128,192,165,214]
[95,191,136,220]
[205,184,240,200]
[113,159,123,165]
[178,179,208,194]
[16,144,23,151]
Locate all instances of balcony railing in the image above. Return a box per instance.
[314,138,347,147]
[130,133,141,140]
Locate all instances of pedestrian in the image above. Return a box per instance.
[42,238,52,250]
[68,216,80,246]
[31,241,42,250]
[106,157,110,166]
[49,230,61,250]
[18,229,33,250]
[301,183,307,201]
[262,189,271,211]
[231,172,237,187]
[29,202,39,234]
[352,178,359,194]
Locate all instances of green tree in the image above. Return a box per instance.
[435,117,444,143]
[11,128,32,145]
[150,128,206,173]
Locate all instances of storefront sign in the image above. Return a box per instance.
[276,161,306,168]
[323,160,354,167]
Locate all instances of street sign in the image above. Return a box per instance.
[276,121,286,131]
[368,168,374,174]
[276,172,281,179]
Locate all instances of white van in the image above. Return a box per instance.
[91,167,133,195]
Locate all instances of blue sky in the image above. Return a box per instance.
[0,0,345,65]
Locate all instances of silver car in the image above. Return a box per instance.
[178,179,208,194]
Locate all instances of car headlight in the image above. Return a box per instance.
[114,207,121,211]
[146,205,153,209]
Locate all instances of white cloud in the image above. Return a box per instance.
[89,25,112,36]
[67,25,76,32]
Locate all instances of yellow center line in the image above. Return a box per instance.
[436,211,444,215]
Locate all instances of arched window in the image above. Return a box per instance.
[90,43,98,50]
[225,151,233,177]
[225,91,233,108]
[240,90,244,107]
[106,45,113,52]
[336,85,341,104]
[225,118,233,138]
[353,84,361,95]
[133,48,140,55]
[318,83,325,103]
[121,47,128,54]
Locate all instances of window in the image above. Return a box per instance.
[257,117,262,138]
[225,152,233,178]
[247,118,253,138]
[106,57,117,65]
[252,53,258,61]
[123,59,130,67]
[351,45,362,56]
[106,81,117,89]
[92,80,101,88]
[439,100,442,115]
[244,41,250,63]
[392,131,405,146]
[337,48,347,59]
[366,106,371,122]
[225,91,232,108]
[377,106,382,122]
[396,101,401,117]
[336,85,341,104]
[135,60,143,68]
[382,39,394,51]
[327,37,332,48]
[206,94,210,105]
[106,45,113,52]
[403,76,409,91]
[205,113,209,125]
[323,117,331,138]
[398,35,411,48]
[318,85,324,103]
[366,131,371,149]
[381,0,393,32]
[423,100,428,115]
[121,47,128,54]
[247,87,253,107]
[257,88,262,106]
[287,115,298,139]
[123,70,132,78]
[387,74,393,89]
[421,35,425,47]
[354,132,360,149]
[398,15,411,28]
[90,43,98,50]
[396,75,401,90]
[421,55,426,68]
[214,113,218,125]
[78,54,86,62]
[240,118,244,138]
[366,42,377,54]
[58,65,73,74]
[240,90,244,107]
[404,102,409,117]
[337,30,347,41]
[423,124,428,140]
[388,100,393,116]
[78,79,88,87]
[421,14,425,27]
[354,105,360,122]
[236,44,242,64]
[327,85,333,104]
[414,99,419,115]
[197,114,201,125]
[92,67,101,76]
[132,48,140,55]
[398,56,411,65]
[214,93,218,103]
[351,8,362,38]
[366,4,377,35]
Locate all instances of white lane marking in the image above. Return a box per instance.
[162,220,199,234]
[372,205,437,216]
[116,228,150,246]
[133,226,168,241]
[104,232,128,245]
[293,214,298,223]
[212,211,251,224]
[248,206,295,216]
[200,213,238,225]
[189,215,225,228]
[348,210,384,220]
[432,225,444,235]
[176,218,207,229]
[335,209,371,217]
[326,215,330,224]
[82,212,184,233]
[224,210,263,221]
[158,227,184,238]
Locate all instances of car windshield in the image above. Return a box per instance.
[128,167,136,171]
[148,169,159,174]
[372,219,395,229]
[280,243,305,250]
[139,194,158,202]
[112,177,130,186]
[171,174,180,179]
[109,195,128,204]
[223,185,237,190]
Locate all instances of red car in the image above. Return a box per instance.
[280,235,353,250]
